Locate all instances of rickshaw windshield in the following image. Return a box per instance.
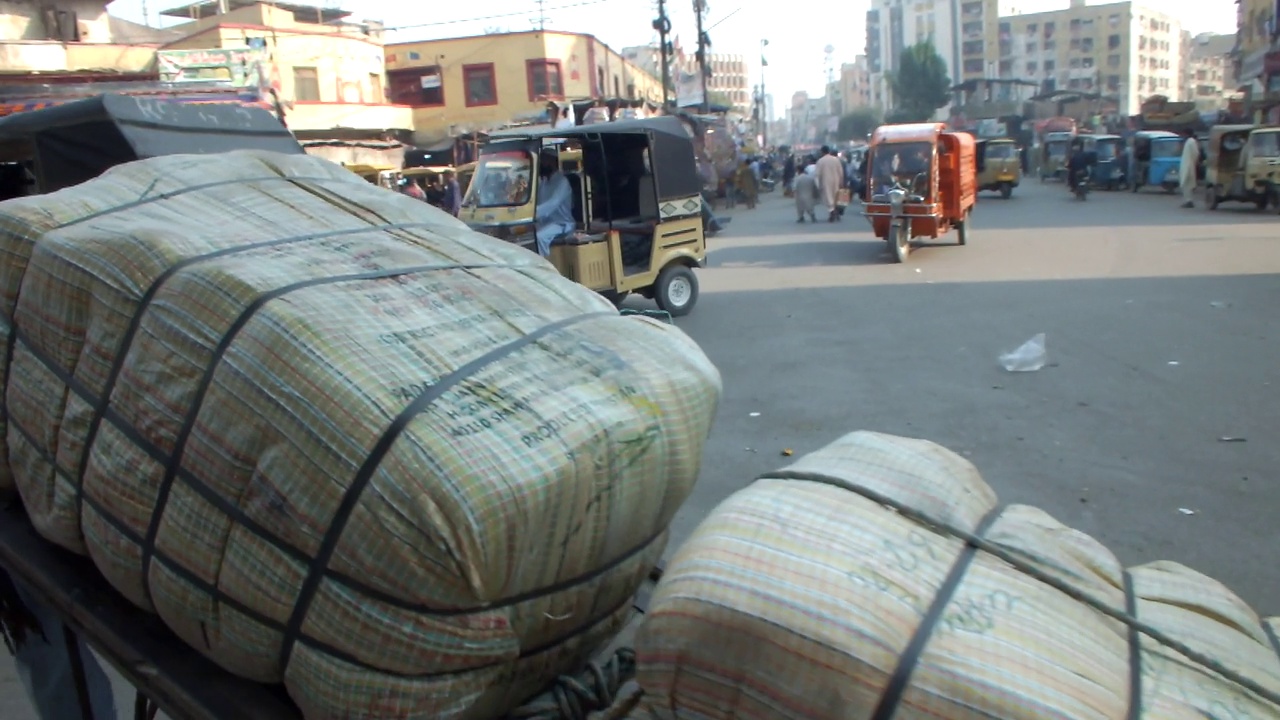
[1046,141,1067,158]
[870,141,932,195]
[1150,140,1181,159]
[1249,132,1280,158]
[1096,141,1118,161]
[985,143,1017,160]
[463,149,533,207]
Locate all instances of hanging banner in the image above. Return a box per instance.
[676,70,704,108]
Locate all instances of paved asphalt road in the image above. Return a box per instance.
[3,177,1279,718]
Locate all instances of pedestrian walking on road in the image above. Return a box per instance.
[734,159,758,209]
[816,146,844,222]
[794,164,819,222]
[1179,133,1201,209]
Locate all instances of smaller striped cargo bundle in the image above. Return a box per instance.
[620,431,1280,719]
[0,151,722,719]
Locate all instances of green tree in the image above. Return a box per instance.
[706,91,736,108]
[837,107,883,141]
[888,40,952,122]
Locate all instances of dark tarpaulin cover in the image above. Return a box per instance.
[0,93,303,192]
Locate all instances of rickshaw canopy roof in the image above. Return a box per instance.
[0,93,302,192]
[1208,124,1256,141]
[486,116,701,201]
[870,122,945,145]
[1134,130,1179,140]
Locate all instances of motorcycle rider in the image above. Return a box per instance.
[1066,138,1095,193]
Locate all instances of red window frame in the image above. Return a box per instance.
[387,67,445,107]
[525,59,564,101]
[463,63,498,107]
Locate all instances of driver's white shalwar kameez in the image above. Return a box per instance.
[1180,137,1200,205]
[535,171,575,256]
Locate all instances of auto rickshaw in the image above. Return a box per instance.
[863,122,976,263]
[458,146,582,237]
[1205,124,1280,211]
[463,117,707,315]
[1039,131,1073,181]
[1080,134,1127,190]
[1130,130,1182,193]
[345,163,398,188]
[975,137,1021,198]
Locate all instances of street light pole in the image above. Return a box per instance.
[694,0,708,112]
[760,38,769,148]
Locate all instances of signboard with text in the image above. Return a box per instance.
[157,47,273,92]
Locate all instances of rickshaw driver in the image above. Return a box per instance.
[534,151,576,257]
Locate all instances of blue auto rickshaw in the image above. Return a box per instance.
[1081,134,1127,190]
[1130,130,1182,193]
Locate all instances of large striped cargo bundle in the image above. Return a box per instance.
[623,432,1280,719]
[0,151,721,719]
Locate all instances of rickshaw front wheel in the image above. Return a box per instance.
[956,211,970,246]
[999,183,1012,200]
[889,220,911,263]
[654,264,698,316]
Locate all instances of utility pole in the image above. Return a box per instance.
[760,38,769,148]
[653,0,672,108]
[694,0,709,112]
[534,0,547,30]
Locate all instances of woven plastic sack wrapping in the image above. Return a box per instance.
[0,151,721,719]
[622,431,1280,720]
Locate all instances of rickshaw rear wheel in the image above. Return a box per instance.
[654,264,698,316]
[1206,188,1219,210]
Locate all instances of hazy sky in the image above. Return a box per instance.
[109,0,1237,110]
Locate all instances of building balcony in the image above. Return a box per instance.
[0,41,159,74]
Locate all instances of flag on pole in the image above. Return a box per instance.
[761,56,769,67]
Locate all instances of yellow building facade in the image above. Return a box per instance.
[159,1,411,134]
[0,0,170,77]
[385,31,664,143]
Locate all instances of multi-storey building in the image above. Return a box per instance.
[388,31,663,143]
[1183,32,1236,111]
[1235,0,1279,120]
[827,56,873,115]
[621,45,750,113]
[1000,0,1183,116]
[866,0,1000,118]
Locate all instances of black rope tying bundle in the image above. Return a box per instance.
[768,469,1280,710]
[506,647,637,720]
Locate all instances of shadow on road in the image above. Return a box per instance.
[709,238,892,268]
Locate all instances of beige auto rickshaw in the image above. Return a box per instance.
[975,137,1021,198]
[1205,125,1280,211]
[344,163,398,188]
[464,117,707,315]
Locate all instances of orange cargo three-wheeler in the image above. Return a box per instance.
[862,122,976,263]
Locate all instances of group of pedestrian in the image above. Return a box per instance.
[399,171,463,217]
[789,146,851,223]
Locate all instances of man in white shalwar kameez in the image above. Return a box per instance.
[1179,134,1201,209]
